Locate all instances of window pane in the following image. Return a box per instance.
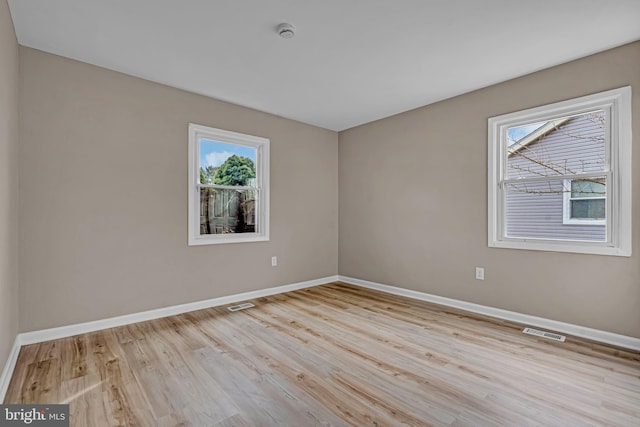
[571,179,605,198]
[506,181,606,241]
[189,123,269,246]
[199,139,257,186]
[489,87,631,255]
[507,111,606,180]
[199,188,257,235]
[571,199,605,220]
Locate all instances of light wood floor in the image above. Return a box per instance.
[4,282,640,426]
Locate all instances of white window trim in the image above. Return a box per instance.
[562,179,606,226]
[488,86,632,257]
[188,123,270,246]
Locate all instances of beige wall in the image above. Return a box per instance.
[0,0,19,370]
[339,42,640,338]
[19,47,338,332]
[13,37,640,339]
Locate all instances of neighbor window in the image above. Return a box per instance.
[188,124,269,245]
[488,87,631,256]
[563,179,606,225]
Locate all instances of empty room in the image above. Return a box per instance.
[1,1,639,426]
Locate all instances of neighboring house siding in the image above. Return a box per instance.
[506,113,606,241]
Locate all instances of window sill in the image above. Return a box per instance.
[489,238,631,257]
[188,234,269,246]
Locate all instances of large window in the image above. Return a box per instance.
[488,87,631,256]
[188,124,269,245]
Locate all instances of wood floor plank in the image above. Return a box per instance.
[60,336,88,381]
[20,358,60,404]
[60,374,111,427]
[4,282,640,426]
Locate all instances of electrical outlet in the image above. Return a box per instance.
[271,256,278,267]
[475,267,485,280]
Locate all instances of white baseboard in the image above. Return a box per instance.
[3,272,637,403]
[19,275,339,346]
[1,275,338,401]
[0,275,337,401]
[0,336,23,403]
[339,275,640,352]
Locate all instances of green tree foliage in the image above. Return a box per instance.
[214,155,256,186]
[199,165,218,184]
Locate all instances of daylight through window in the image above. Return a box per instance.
[488,87,631,256]
[188,124,269,245]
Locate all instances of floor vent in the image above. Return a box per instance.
[523,327,566,342]
[227,303,255,312]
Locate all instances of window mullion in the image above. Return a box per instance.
[501,171,606,186]
[197,184,256,191]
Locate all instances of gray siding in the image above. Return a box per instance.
[506,112,606,241]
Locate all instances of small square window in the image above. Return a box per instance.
[563,179,606,225]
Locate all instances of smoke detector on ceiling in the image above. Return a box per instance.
[277,23,295,39]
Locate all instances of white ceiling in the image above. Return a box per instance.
[7,0,640,131]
